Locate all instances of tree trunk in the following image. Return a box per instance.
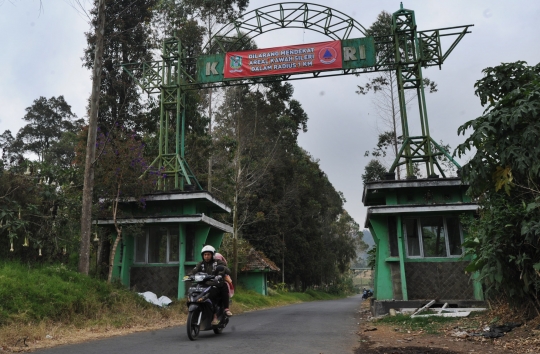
[96,235,104,277]
[107,227,122,283]
[107,181,122,283]
[282,233,285,284]
[79,0,106,275]
[232,188,239,287]
[207,86,213,192]
[231,108,241,287]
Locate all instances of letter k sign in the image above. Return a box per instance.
[206,62,219,75]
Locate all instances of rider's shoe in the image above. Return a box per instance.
[225,308,233,316]
[211,316,220,325]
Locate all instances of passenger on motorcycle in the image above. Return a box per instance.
[191,245,233,324]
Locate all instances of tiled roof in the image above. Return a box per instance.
[241,248,280,272]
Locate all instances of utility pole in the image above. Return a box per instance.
[79,0,106,275]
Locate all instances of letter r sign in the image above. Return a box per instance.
[343,46,367,61]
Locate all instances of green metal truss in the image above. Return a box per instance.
[202,2,368,54]
[387,4,470,178]
[122,36,201,191]
[121,2,472,190]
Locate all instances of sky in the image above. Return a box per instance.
[1,0,540,228]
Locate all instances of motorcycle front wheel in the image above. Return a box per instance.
[187,310,201,340]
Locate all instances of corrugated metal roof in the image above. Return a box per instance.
[241,248,280,272]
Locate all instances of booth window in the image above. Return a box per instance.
[134,226,179,264]
[404,216,463,258]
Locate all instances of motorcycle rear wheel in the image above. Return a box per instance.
[213,327,223,334]
[187,310,200,340]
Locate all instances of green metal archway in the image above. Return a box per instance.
[202,2,368,54]
[122,2,472,190]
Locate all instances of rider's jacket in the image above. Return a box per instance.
[191,258,230,276]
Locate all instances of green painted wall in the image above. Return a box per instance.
[206,229,224,251]
[238,272,267,295]
[194,226,210,262]
[369,216,394,300]
[178,224,186,298]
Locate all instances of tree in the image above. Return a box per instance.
[357,11,437,179]
[83,0,157,133]
[0,130,23,168]
[0,96,84,264]
[212,82,305,285]
[0,158,83,264]
[362,159,387,183]
[15,96,82,163]
[456,61,540,309]
[90,129,158,282]
[80,0,106,275]
[209,77,364,290]
[81,0,160,275]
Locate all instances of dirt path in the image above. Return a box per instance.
[353,300,521,354]
[355,323,508,354]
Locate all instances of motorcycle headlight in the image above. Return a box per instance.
[194,274,206,282]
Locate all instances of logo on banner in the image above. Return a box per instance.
[229,55,243,72]
[319,47,337,64]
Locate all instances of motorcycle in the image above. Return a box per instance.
[362,288,373,300]
[183,272,229,340]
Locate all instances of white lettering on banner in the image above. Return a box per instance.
[343,47,357,61]
[359,45,366,60]
[206,62,219,75]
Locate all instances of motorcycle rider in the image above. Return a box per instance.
[191,245,233,324]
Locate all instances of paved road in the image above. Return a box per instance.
[37,295,363,354]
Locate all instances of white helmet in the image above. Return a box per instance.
[201,245,215,256]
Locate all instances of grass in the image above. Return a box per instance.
[231,287,343,312]
[374,312,484,334]
[0,262,163,325]
[0,262,187,350]
[0,261,348,351]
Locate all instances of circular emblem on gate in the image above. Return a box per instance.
[319,47,337,64]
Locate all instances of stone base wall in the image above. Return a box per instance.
[130,266,179,298]
[405,261,474,300]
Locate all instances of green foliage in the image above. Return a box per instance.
[210,82,362,290]
[218,232,252,270]
[0,164,82,263]
[456,61,540,308]
[232,286,342,312]
[0,262,152,325]
[457,61,540,196]
[83,0,157,133]
[0,130,23,168]
[367,246,377,270]
[324,272,355,295]
[362,159,387,183]
[16,96,82,163]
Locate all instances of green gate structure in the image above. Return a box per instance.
[101,2,479,303]
[121,2,472,188]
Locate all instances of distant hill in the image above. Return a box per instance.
[353,229,375,268]
[362,229,375,248]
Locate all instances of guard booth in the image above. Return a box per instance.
[238,248,280,296]
[97,190,232,299]
[363,176,484,315]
